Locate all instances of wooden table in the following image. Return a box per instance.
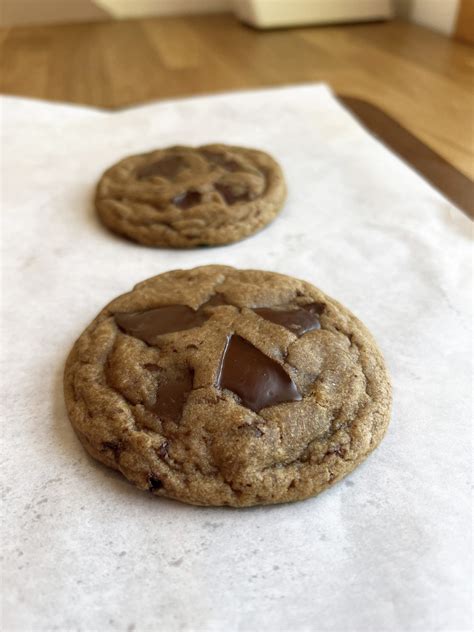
[1,13,473,185]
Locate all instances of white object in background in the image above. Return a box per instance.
[232,0,392,28]
[410,0,459,36]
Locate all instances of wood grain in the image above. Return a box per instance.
[339,96,473,218]
[0,14,473,178]
[455,0,474,44]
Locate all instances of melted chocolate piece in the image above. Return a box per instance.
[115,294,231,344]
[217,335,301,412]
[115,305,209,344]
[158,441,169,458]
[199,293,229,309]
[151,369,193,422]
[136,155,184,180]
[101,441,122,458]
[144,363,160,372]
[215,183,250,205]
[148,476,163,490]
[172,190,202,209]
[201,150,242,172]
[254,303,324,336]
[222,160,241,172]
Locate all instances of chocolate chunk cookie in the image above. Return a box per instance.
[64,266,391,507]
[95,145,287,247]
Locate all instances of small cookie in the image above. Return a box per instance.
[95,145,287,247]
[64,266,391,507]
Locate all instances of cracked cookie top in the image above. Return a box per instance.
[95,145,287,248]
[64,265,391,506]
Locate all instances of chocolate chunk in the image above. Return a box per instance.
[148,476,163,490]
[115,305,209,344]
[222,160,241,172]
[172,190,202,209]
[217,335,301,412]
[144,363,160,372]
[151,369,193,422]
[254,303,324,336]
[199,293,229,309]
[200,150,242,172]
[136,156,184,180]
[158,441,169,458]
[215,183,250,205]
[101,441,122,458]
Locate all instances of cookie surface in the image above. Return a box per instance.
[95,145,287,247]
[64,266,391,507]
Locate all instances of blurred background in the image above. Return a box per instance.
[1,0,472,36]
[0,0,474,36]
[0,0,473,179]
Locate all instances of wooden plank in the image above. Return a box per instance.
[0,0,110,27]
[0,14,472,178]
[340,96,474,218]
[455,0,474,44]
[298,23,474,179]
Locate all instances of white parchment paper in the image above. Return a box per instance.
[1,85,472,632]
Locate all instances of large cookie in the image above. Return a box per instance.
[64,266,391,507]
[95,145,286,247]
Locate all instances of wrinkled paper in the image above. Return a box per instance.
[1,85,471,632]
